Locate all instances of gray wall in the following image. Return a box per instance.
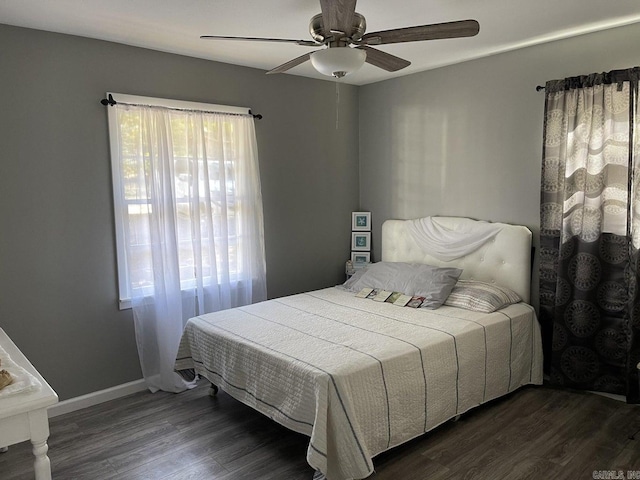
[0,24,359,400]
[359,22,640,309]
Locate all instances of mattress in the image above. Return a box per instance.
[175,286,543,480]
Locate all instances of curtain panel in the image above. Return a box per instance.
[113,103,267,393]
[539,67,640,402]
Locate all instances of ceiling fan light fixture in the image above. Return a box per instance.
[310,47,366,78]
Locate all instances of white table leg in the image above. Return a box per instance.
[31,437,52,480]
[28,409,53,480]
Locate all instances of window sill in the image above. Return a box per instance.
[117,280,254,311]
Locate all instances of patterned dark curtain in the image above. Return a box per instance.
[539,67,640,403]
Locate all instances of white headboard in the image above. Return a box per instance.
[381,217,532,303]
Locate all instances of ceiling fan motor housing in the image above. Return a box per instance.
[309,12,366,44]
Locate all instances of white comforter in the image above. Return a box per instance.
[175,287,543,480]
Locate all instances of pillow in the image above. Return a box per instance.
[342,262,462,309]
[444,280,521,313]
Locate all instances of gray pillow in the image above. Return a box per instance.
[343,262,462,309]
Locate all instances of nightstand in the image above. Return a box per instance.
[0,328,58,480]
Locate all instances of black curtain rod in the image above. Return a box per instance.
[100,94,263,119]
[536,85,545,91]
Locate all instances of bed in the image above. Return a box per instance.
[174,216,544,480]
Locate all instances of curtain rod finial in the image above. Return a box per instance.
[100,94,117,106]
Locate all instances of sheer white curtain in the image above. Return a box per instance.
[113,103,267,393]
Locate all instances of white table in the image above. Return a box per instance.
[0,327,58,480]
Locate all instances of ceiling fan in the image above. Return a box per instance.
[201,0,479,79]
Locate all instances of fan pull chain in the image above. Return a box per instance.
[335,80,340,130]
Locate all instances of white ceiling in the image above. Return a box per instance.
[2,0,640,85]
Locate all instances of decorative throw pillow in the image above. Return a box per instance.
[444,280,521,313]
[342,261,462,309]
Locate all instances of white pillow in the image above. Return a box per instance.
[444,280,521,313]
[343,262,462,309]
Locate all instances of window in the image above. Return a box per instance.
[107,93,266,310]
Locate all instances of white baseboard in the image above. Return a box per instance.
[589,390,627,403]
[48,379,148,418]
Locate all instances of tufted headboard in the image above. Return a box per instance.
[381,217,532,303]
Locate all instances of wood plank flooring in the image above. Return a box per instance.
[1,382,639,479]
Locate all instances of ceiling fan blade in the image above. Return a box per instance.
[319,0,357,37]
[362,19,479,45]
[266,52,312,75]
[201,35,318,47]
[357,46,410,72]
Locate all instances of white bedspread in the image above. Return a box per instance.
[175,287,543,480]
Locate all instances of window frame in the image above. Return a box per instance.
[106,92,251,310]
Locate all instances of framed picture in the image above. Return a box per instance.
[351,232,371,251]
[351,252,371,264]
[351,212,371,231]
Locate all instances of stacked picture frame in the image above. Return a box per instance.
[351,212,371,267]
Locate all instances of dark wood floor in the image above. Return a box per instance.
[2,382,639,480]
